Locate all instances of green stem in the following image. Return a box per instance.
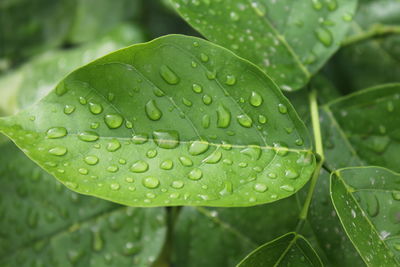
[298,90,325,224]
[342,24,400,47]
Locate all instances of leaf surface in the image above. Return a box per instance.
[171,0,357,90]
[237,232,323,267]
[0,34,315,207]
[330,167,400,266]
[0,142,166,267]
[321,83,400,171]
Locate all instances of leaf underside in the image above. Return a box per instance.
[171,0,357,91]
[0,34,315,207]
[331,167,400,266]
[237,232,323,267]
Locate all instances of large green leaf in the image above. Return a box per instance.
[0,142,166,267]
[170,0,357,91]
[0,24,145,115]
[0,34,315,207]
[330,167,400,266]
[321,83,400,171]
[237,232,323,267]
[172,195,301,266]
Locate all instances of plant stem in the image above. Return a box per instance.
[297,90,325,225]
[342,24,400,47]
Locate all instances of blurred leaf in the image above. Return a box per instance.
[237,232,323,267]
[0,34,315,207]
[0,24,145,115]
[170,0,357,91]
[321,83,400,171]
[330,166,400,265]
[0,142,166,267]
[172,195,301,266]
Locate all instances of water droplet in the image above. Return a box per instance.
[240,146,261,160]
[49,146,67,156]
[342,12,353,22]
[160,160,173,170]
[130,160,149,173]
[225,75,236,85]
[191,61,198,68]
[206,70,216,80]
[78,131,99,142]
[146,149,157,158]
[200,53,209,62]
[254,183,268,193]
[110,183,120,190]
[107,93,115,102]
[107,139,121,152]
[132,133,148,144]
[366,194,380,217]
[392,192,400,201]
[311,0,323,10]
[145,100,162,121]
[193,41,199,47]
[84,155,99,165]
[278,103,288,114]
[237,114,253,128]
[46,127,67,139]
[315,27,333,47]
[280,184,295,192]
[251,2,266,16]
[89,102,103,114]
[79,96,87,105]
[91,122,100,129]
[182,97,193,107]
[217,104,231,128]
[92,231,103,251]
[171,180,184,189]
[125,177,134,183]
[153,130,179,149]
[230,11,240,21]
[203,150,222,163]
[104,113,123,129]
[107,165,119,173]
[202,94,213,105]
[142,177,160,189]
[295,138,304,146]
[79,168,88,175]
[274,143,289,156]
[268,172,277,179]
[56,82,68,96]
[192,84,203,93]
[160,65,179,85]
[285,169,299,179]
[179,156,193,167]
[202,114,210,128]
[64,105,75,114]
[249,91,263,107]
[326,0,337,11]
[188,168,203,180]
[258,115,267,124]
[219,181,233,196]
[65,181,78,189]
[189,141,209,155]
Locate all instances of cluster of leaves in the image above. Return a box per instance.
[0,0,399,266]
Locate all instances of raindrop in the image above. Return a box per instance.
[202,94,213,105]
[188,168,203,180]
[146,149,157,158]
[142,177,160,189]
[145,100,163,121]
[104,114,123,129]
[64,105,75,114]
[203,151,222,164]
[278,103,288,114]
[46,127,67,139]
[254,183,268,193]
[315,27,333,47]
[84,155,99,165]
[280,184,295,192]
[230,11,240,21]
[130,160,149,173]
[171,180,184,189]
[189,141,209,155]
[179,156,193,167]
[160,160,173,170]
[237,114,253,128]
[342,12,353,22]
[311,0,323,10]
[285,169,299,179]
[258,115,267,124]
[153,130,180,149]
[192,83,203,93]
[56,82,68,96]
[49,146,67,156]
[79,168,88,175]
[107,165,119,173]
[225,75,236,85]
[182,97,193,107]
[107,139,121,152]
[160,65,179,85]
[219,181,233,196]
[110,183,120,190]
[249,91,263,107]
[202,114,210,128]
[79,96,87,105]
[200,53,209,62]
[78,131,99,142]
[217,104,231,128]
[89,102,103,114]
[251,2,266,16]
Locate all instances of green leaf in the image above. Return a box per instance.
[0,34,315,207]
[330,166,400,266]
[237,232,323,267]
[321,83,400,171]
[173,194,301,266]
[0,24,145,115]
[170,0,357,91]
[0,142,166,267]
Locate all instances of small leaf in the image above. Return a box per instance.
[237,232,323,267]
[330,167,400,265]
[0,34,315,207]
[171,0,357,90]
[0,142,167,266]
[321,83,400,171]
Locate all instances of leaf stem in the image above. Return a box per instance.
[342,24,400,47]
[298,90,325,223]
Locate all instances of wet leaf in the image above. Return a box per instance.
[0,34,315,207]
[237,232,323,267]
[0,142,166,267]
[321,83,400,171]
[170,0,357,91]
[330,166,400,266]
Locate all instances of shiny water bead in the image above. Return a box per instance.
[84,155,99,165]
[278,104,288,114]
[78,131,99,142]
[107,139,121,152]
[203,151,222,164]
[91,122,100,129]
[79,96,87,105]
[130,160,149,173]
[192,83,203,93]
[46,127,67,139]
[237,114,253,128]
[79,168,89,175]
[48,146,67,156]
[153,130,180,149]
[179,156,193,167]
[315,27,333,47]
[160,160,173,170]
[132,134,148,144]
[225,75,236,85]
[171,180,184,189]
[202,94,212,105]
[249,91,263,107]
[107,165,119,173]
[229,11,240,21]
[160,65,179,85]
[182,97,193,107]
[110,183,120,191]
[146,149,158,158]
[142,177,160,189]
[188,168,203,180]
[89,102,103,114]
[217,104,231,128]
[188,141,209,155]
[285,169,299,179]
[125,177,134,183]
[64,105,76,114]
[202,114,210,128]
[280,184,295,192]
[258,115,267,124]
[254,183,268,193]
[104,114,123,129]
[200,53,209,62]
[251,2,267,16]
[145,100,163,121]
